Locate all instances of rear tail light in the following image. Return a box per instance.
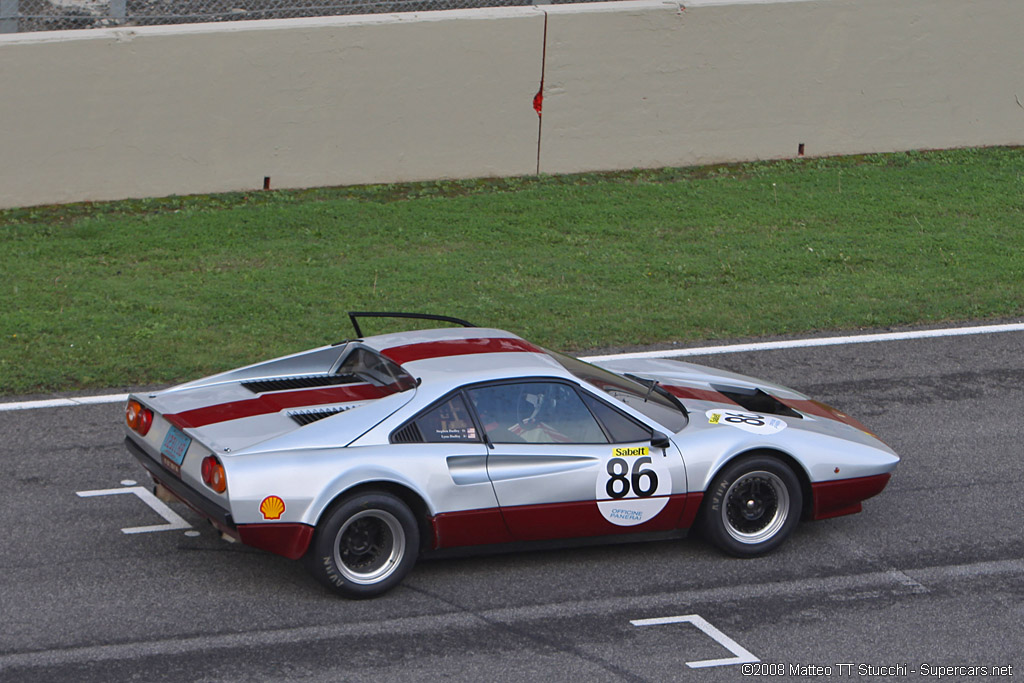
[126,400,153,436]
[201,455,227,494]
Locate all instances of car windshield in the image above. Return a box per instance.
[546,350,689,433]
[337,347,417,393]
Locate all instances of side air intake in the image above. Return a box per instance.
[391,422,423,444]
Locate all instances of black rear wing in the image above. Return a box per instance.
[347,311,476,338]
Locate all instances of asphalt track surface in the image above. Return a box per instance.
[1,326,1021,682]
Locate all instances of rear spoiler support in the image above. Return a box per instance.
[347,311,476,338]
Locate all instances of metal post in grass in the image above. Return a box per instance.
[110,0,126,24]
[0,0,18,34]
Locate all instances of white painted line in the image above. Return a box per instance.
[579,321,1024,362]
[76,486,193,534]
[2,321,1022,413]
[0,557,1020,671]
[0,393,128,413]
[73,393,131,405]
[886,568,929,595]
[631,614,759,669]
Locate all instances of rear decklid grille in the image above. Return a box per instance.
[241,374,358,393]
[288,406,354,426]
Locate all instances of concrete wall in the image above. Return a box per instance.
[540,0,1024,172]
[1,0,1022,209]
[0,10,545,207]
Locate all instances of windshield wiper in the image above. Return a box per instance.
[652,382,689,417]
[625,373,655,399]
[625,373,689,417]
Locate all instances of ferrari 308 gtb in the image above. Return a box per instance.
[124,313,899,598]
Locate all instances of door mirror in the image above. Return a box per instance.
[651,431,671,449]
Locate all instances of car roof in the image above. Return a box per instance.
[359,327,576,387]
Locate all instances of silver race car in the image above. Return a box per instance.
[124,313,899,598]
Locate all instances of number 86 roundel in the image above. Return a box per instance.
[596,447,673,527]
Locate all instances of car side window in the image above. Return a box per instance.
[581,393,652,443]
[412,395,480,442]
[467,382,607,444]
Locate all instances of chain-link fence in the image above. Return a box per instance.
[1,0,597,33]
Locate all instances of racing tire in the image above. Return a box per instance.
[699,455,802,557]
[305,492,420,599]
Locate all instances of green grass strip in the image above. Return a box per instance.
[2,147,1023,396]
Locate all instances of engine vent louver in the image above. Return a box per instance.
[242,374,358,394]
[391,422,423,444]
[714,386,802,419]
[289,406,353,426]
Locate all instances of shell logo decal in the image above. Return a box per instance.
[259,495,286,520]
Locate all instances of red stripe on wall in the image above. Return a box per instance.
[165,383,389,429]
[380,337,544,365]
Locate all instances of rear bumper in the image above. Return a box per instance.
[811,473,892,520]
[125,436,313,558]
[125,436,236,534]
[238,524,314,560]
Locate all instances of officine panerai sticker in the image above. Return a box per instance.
[259,495,286,520]
[596,446,672,527]
[706,409,787,435]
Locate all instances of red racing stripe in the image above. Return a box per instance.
[811,473,891,520]
[663,386,874,434]
[781,398,875,434]
[662,385,738,405]
[237,523,314,560]
[500,495,691,541]
[380,337,544,365]
[165,383,389,429]
[431,508,514,549]
[430,493,702,548]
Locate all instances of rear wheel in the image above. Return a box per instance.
[700,455,802,557]
[306,492,419,598]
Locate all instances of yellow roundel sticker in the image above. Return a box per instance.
[259,495,286,520]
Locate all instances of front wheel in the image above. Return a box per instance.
[700,455,802,557]
[306,492,420,598]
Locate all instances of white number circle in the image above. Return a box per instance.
[596,446,673,527]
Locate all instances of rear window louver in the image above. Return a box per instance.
[391,422,423,444]
[242,374,358,394]
[714,386,802,419]
[289,406,354,426]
